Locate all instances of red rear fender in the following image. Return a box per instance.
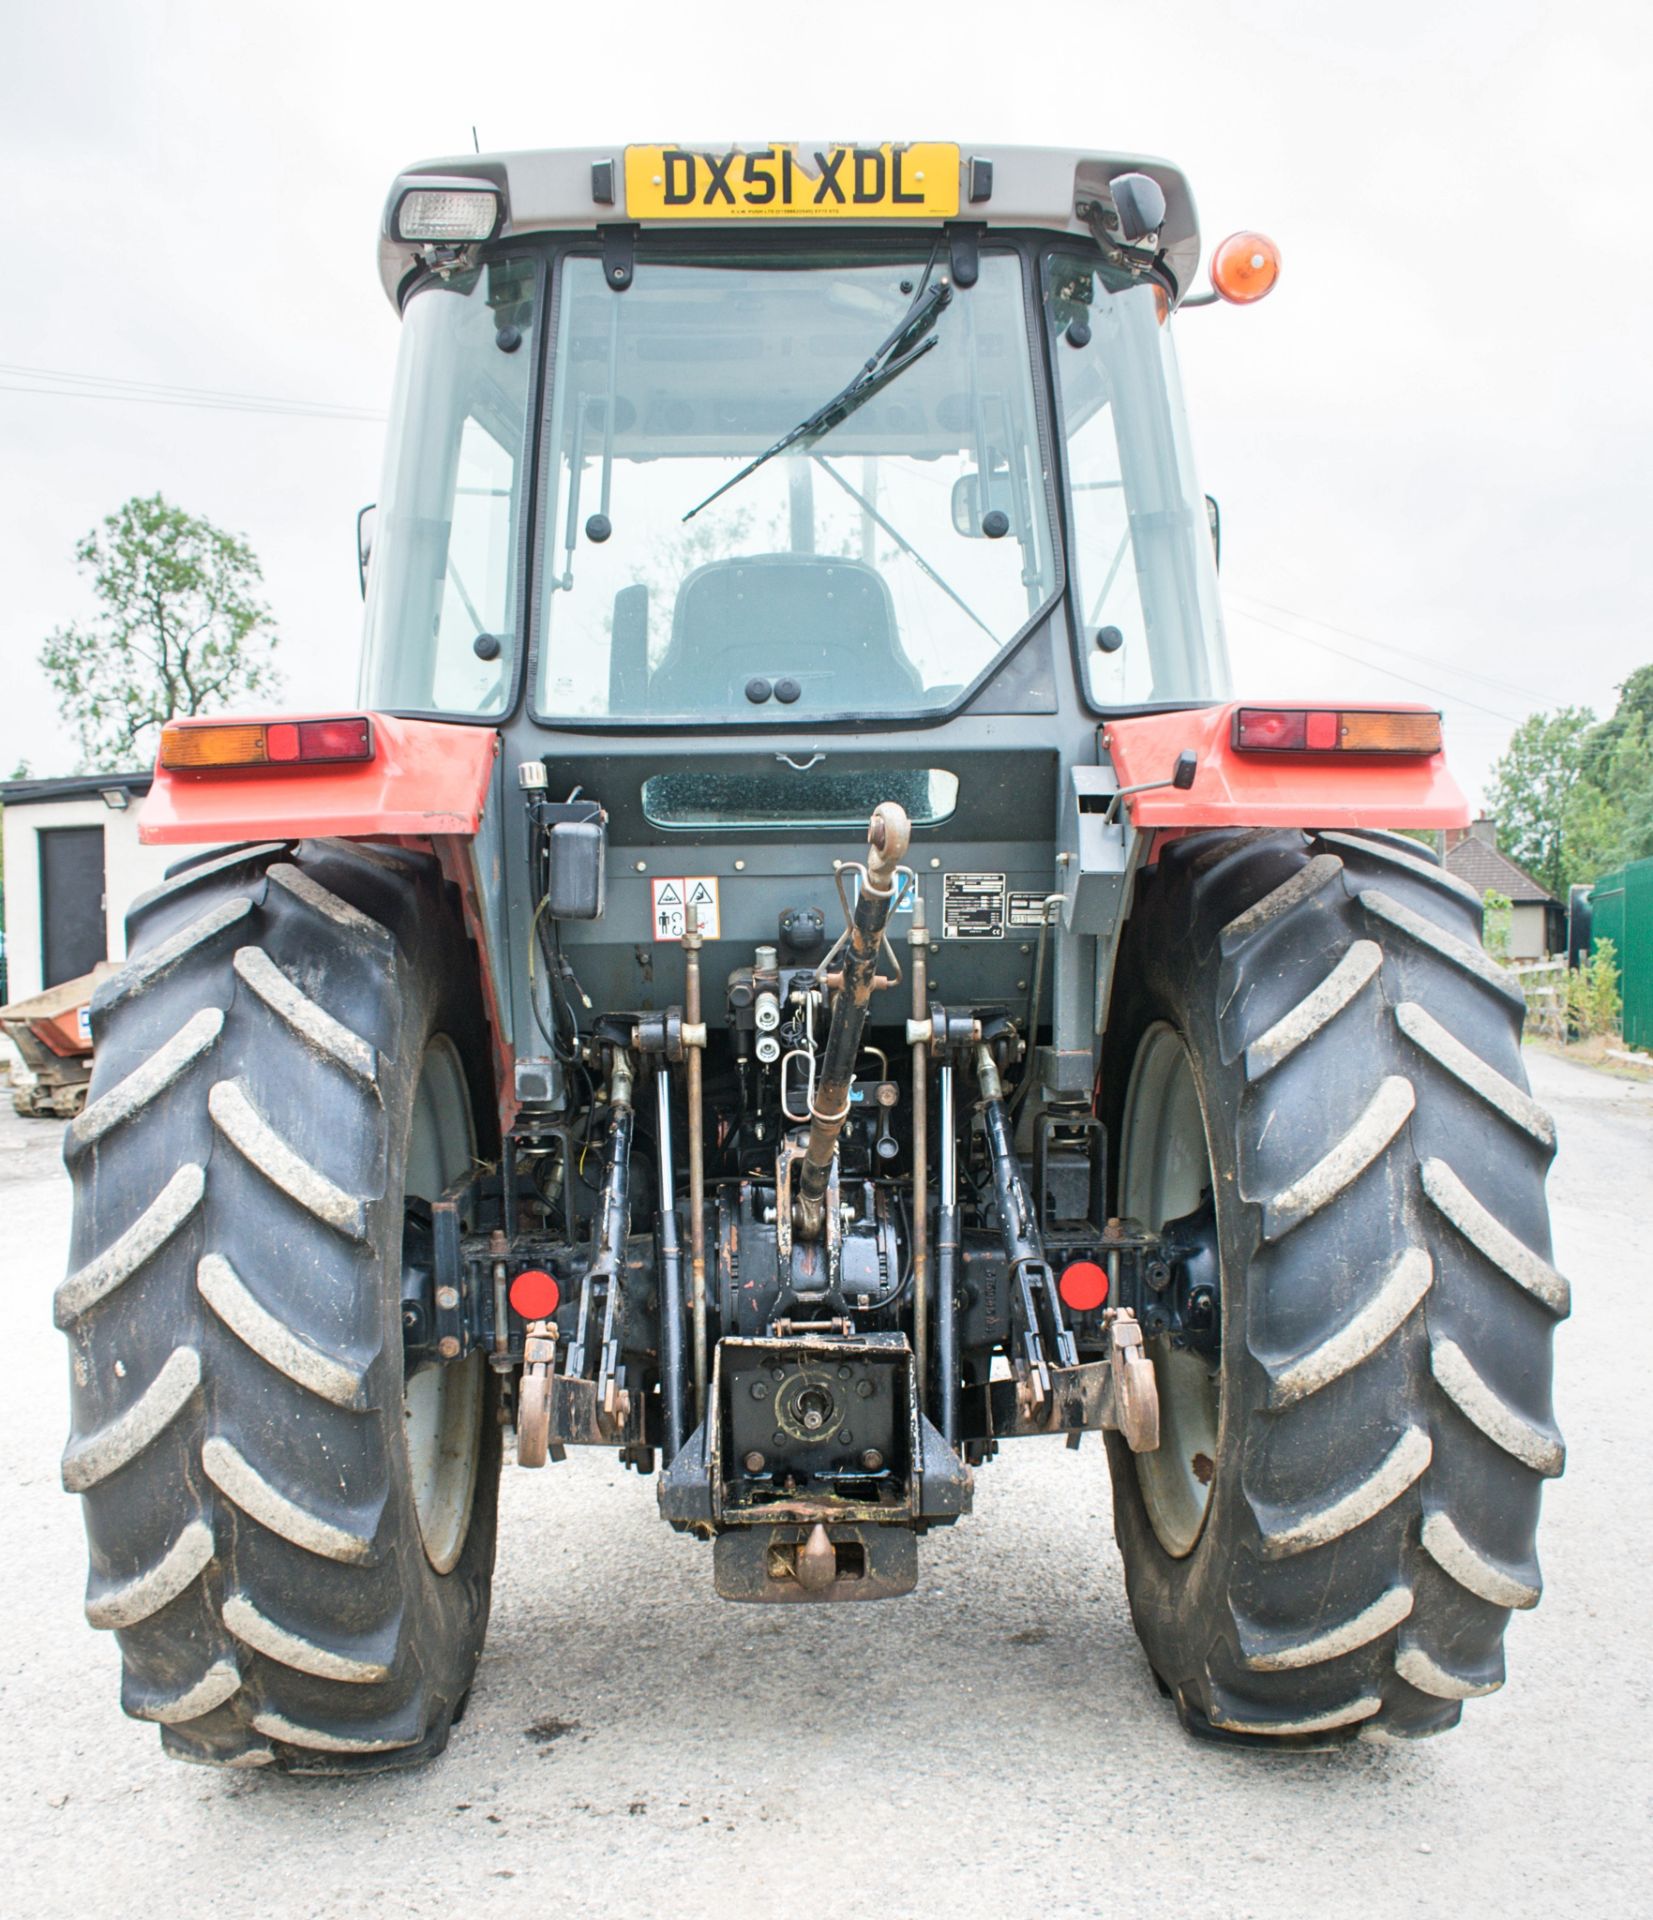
[138,712,499,845]
[1103,702,1469,833]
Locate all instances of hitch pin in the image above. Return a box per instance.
[1102,749,1198,826]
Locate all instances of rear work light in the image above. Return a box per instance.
[395,187,501,242]
[1232,708,1442,756]
[159,717,375,772]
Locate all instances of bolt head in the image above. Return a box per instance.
[771,1430,787,1448]
[436,1285,460,1311]
[750,1381,769,1400]
[860,1449,884,1471]
[856,1379,874,1398]
[438,1335,461,1359]
[743,1451,766,1474]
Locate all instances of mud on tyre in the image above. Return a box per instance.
[1101,827,1568,1744]
[56,840,501,1772]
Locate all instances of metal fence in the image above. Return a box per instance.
[1511,958,1568,1042]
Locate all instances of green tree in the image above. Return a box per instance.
[1581,665,1653,784]
[40,494,281,770]
[1485,707,1603,898]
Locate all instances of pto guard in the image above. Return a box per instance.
[137,711,499,845]
[1104,701,1470,831]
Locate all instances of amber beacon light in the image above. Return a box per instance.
[1210,231,1282,304]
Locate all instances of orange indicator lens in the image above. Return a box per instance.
[1211,231,1281,305]
[1338,709,1443,754]
[159,723,269,770]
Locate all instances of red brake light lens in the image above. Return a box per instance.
[298,717,374,761]
[1058,1260,1110,1313]
[1232,708,1442,756]
[1234,708,1306,752]
[509,1269,560,1320]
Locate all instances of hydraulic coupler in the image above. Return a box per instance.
[793,802,911,1241]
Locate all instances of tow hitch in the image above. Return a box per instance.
[661,1333,971,1602]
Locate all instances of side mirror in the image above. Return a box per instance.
[951,474,983,537]
[1205,495,1221,570]
[356,504,376,600]
[950,472,1012,539]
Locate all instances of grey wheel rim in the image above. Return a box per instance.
[1119,1022,1221,1559]
[402,1037,484,1575]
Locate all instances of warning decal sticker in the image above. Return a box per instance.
[942,871,1006,940]
[651,875,721,940]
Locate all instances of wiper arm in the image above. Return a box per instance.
[683,279,953,523]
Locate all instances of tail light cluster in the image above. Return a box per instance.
[159,717,375,772]
[1232,708,1442,756]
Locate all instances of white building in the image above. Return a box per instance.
[1,774,174,1005]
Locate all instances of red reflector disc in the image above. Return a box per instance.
[509,1268,560,1320]
[1058,1260,1109,1313]
[1304,709,1340,751]
[265,722,300,762]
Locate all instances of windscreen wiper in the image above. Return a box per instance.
[682,278,953,523]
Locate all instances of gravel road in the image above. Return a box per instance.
[4,1048,1648,1920]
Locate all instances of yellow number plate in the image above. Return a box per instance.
[624,143,960,220]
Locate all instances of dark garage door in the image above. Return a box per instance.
[39,825,107,989]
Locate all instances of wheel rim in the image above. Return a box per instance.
[402,1037,484,1575]
[1118,1022,1221,1558]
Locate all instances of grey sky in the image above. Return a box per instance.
[3,1,1648,803]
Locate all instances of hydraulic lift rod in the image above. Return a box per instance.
[794,802,911,1240]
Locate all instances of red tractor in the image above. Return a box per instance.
[56,144,1565,1770]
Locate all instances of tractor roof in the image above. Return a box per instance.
[377,143,1199,309]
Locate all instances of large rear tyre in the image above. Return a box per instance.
[1102,828,1568,1744]
[57,840,501,1772]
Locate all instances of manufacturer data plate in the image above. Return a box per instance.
[625,143,960,220]
[942,871,1006,940]
[1008,891,1054,929]
[650,875,721,941]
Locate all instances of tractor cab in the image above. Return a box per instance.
[360,144,1242,732]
